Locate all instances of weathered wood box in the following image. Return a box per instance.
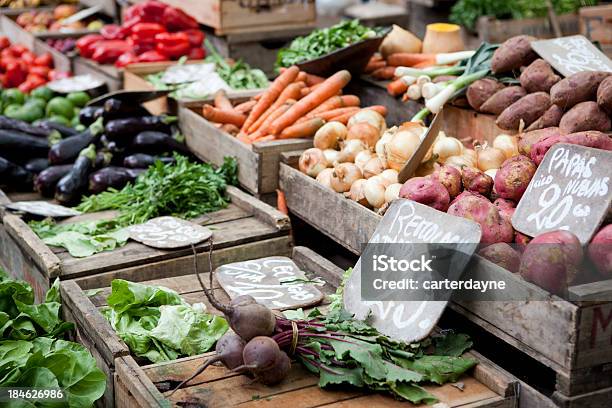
[0,185,292,301]
[60,246,517,408]
[179,103,312,201]
[278,154,612,406]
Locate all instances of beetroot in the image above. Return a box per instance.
[447,194,514,244]
[399,176,450,211]
[530,131,612,165]
[432,165,462,198]
[588,224,612,278]
[479,243,521,273]
[519,230,583,294]
[462,167,493,197]
[494,155,537,201]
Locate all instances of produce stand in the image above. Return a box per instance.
[0,186,292,301]
[60,246,518,408]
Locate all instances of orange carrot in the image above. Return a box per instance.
[253,93,262,101]
[387,53,435,67]
[363,105,388,116]
[304,73,325,86]
[252,134,276,143]
[202,105,246,127]
[305,106,359,122]
[247,81,305,134]
[300,87,311,98]
[269,70,352,135]
[276,189,288,215]
[387,78,409,96]
[278,117,325,139]
[234,100,257,114]
[220,123,240,135]
[306,95,360,118]
[296,71,307,82]
[214,90,233,111]
[329,111,355,125]
[248,100,295,141]
[412,60,435,69]
[364,59,386,74]
[371,66,396,80]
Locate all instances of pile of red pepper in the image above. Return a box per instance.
[76,0,205,67]
[0,36,70,93]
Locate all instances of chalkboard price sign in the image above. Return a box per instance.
[513,144,612,244]
[531,35,612,77]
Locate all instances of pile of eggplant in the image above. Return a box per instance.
[0,98,189,205]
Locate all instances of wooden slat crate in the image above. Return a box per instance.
[60,245,517,408]
[476,13,580,43]
[179,103,312,200]
[0,185,292,301]
[32,35,76,72]
[278,155,612,405]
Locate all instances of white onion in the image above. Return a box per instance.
[346,122,381,149]
[354,150,373,170]
[316,168,334,188]
[383,126,423,171]
[330,163,362,193]
[380,169,398,186]
[363,157,386,179]
[477,146,506,171]
[337,139,366,163]
[445,155,474,169]
[434,136,464,162]
[484,168,498,179]
[348,109,387,133]
[375,128,394,162]
[299,148,328,177]
[493,134,519,159]
[348,178,368,206]
[384,183,402,204]
[314,122,346,150]
[364,177,386,208]
[323,149,340,165]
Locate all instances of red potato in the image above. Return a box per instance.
[399,176,450,211]
[559,101,611,134]
[597,76,612,115]
[466,78,505,111]
[530,130,612,165]
[491,35,538,74]
[432,165,462,198]
[518,127,561,156]
[479,243,521,273]
[519,59,561,93]
[525,105,563,132]
[519,230,583,295]
[449,190,489,207]
[550,71,610,109]
[494,198,516,223]
[461,167,493,197]
[515,232,531,253]
[496,92,552,131]
[494,155,537,201]
[479,86,526,115]
[447,193,514,244]
[588,224,612,278]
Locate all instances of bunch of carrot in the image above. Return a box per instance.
[201,66,386,144]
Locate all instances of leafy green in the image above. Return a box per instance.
[205,40,269,90]
[30,155,238,257]
[276,20,382,68]
[101,280,228,364]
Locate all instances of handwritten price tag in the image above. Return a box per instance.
[531,35,612,77]
[128,216,212,249]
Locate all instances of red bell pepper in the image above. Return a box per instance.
[155,32,190,59]
[182,29,205,47]
[115,52,138,68]
[29,65,51,78]
[127,37,156,55]
[130,22,166,42]
[20,50,36,66]
[76,34,105,58]
[48,70,71,81]
[187,47,206,60]
[124,0,167,23]
[162,7,198,31]
[91,40,131,64]
[18,73,47,93]
[9,44,27,57]
[0,36,10,51]
[101,24,126,40]
[4,60,27,88]
[34,52,53,67]
[136,50,167,63]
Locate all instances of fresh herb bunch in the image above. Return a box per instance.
[450,0,598,31]
[276,20,382,68]
[205,40,269,90]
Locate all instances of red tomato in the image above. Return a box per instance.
[29,65,51,78]
[9,44,28,57]
[0,36,10,51]
[34,52,54,67]
[18,73,47,93]
[20,51,36,65]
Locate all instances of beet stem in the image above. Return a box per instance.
[168,355,221,396]
[191,241,233,315]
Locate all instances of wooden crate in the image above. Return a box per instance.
[179,103,312,199]
[80,0,119,19]
[0,185,292,301]
[158,0,316,35]
[580,5,612,58]
[476,13,580,43]
[278,154,612,402]
[32,35,77,72]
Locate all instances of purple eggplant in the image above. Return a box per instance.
[105,116,177,141]
[55,145,97,204]
[132,131,189,155]
[34,164,73,197]
[79,106,103,127]
[123,153,175,169]
[25,158,49,174]
[0,116,57,138]
[88,167,144,194]
[0,129,49,162]
[103,99,151,121]
[0,156,32,188]
[36,119,79,137]
[48,118,104,165]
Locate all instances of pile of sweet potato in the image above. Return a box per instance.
[466,35,611,136]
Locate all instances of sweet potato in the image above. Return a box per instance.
[518,127,561,155]
[525,105,563,132]
[494,155,537,202]
[479,243,521,273]
[399,176,450,211]
[467,78,505,111]
[519,230,583,294]
[447,194,514,244]
[597,76,612,115]
[588,224,612,278]
[519,59,561,93]
[462,167,493,197]
[480,86,527,115]
[530,130,612,165]
[559,101,611,134]
[491,35,538,74]
[496,92,551,130]
[432,165,462,199]
[550,71,610,109]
